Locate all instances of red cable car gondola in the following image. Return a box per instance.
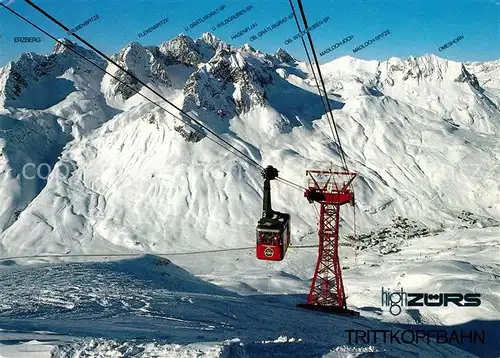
[256,166,291,261]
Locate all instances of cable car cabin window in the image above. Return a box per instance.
[259,231,277,245]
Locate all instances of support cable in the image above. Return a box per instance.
[288,0,334,143]
[353,196,358,267]
[276,177,306,191]
[0,244,320,262]
[293,0,349,171]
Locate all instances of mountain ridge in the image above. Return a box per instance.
[0,32,498,258]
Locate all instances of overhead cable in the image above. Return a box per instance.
[292,0,349,171]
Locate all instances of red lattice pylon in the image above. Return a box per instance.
[297,170,359,316]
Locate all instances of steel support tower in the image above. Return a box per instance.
[297,170,359,316]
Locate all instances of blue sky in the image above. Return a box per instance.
[0,0,498,67]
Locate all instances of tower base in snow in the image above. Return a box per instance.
[296,303,360,317]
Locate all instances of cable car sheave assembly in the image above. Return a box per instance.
[3,0,360,317]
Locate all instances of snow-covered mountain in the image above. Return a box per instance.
[319,55,500,133]
[0,32,499,357]
[2,34,498,255]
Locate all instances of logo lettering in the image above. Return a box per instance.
[352,29,391,53]
[463,293,481,306]
[443,293,463,306]
[382,287,481,315]
[438,35,464,52]
[423,293,443,307]
[407,293,424,306]
[14,37,42,43]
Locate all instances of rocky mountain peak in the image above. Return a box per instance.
[455,63,482,91]
[114,42,146,66]
[198,32,225,51]
[53,38,78,54]
[183,47,275,122]
[0,42,105,108]
[274,48,296,64]
[159,34,203,67]
[107,41,172,100]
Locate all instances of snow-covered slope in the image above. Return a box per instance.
[0,255,491,357]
